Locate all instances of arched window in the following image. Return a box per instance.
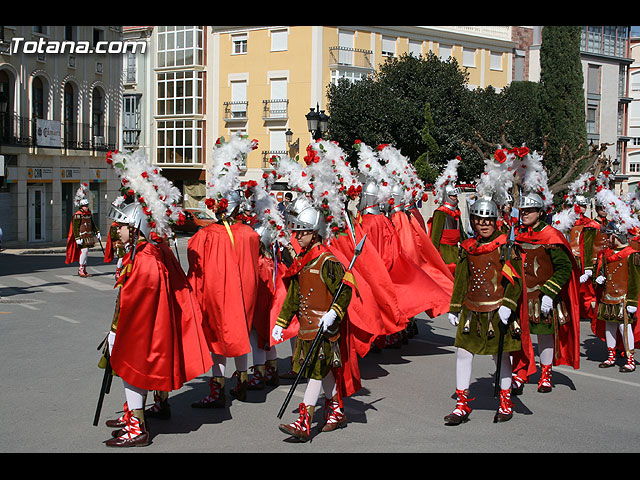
[64,82,76,147]
[32,76,45,119]
[92,87,104,140]
[0,70,11,142]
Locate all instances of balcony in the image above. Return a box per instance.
[0,113,116,151]
[329,46,374,70]
[262,99,288,121]
[261,150,287,169]
[223,101,248,123]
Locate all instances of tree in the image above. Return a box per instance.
[538,26,589,186]
[415,101,440,183]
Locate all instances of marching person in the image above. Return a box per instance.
[429,158,465,274]
[99,150,212,448]
[511,190,581,395]
[445,196,525,424]
[104,219,126,277]
[65,184,100,277]
[273,200,352,442]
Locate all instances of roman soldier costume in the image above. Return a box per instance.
[98,150,212,448]
[65,184,100,277]
[187,135,261,408]
[429,158,464,274]
[590,184,640,372]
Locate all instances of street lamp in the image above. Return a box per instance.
[306,103,329,140]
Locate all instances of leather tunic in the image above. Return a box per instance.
[463,248,504,313]
[601,256,629,305]
[297,251,340,342]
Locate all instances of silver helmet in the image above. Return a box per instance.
[603,220,629,244]
[358,180,381,215]
[518,192,544,210]
[107,200,155,243]
[469,197,498,218]
[286,205,326,234]
[444,184,461,205]
[79,198,89,207]
[574,195,588,207]
[224,189,243,215]
[389,184,405,214]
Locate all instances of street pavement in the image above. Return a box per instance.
[1,235,640,453]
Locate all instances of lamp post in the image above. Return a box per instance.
[305,103,329,141]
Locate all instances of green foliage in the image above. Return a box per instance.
[539,26,588,166]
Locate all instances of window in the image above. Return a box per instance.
[268,78,287,118]
[270,29,287,52]
[439,44,452,61]
[123,95,141,147]
[232,33,247,55]
[92,28,104,48]
[156,71,204,116]
[463,48,476,68]
[587,103,599,134]
[64,83,76,147]
[408,40,422,57]
[125,51,136,83]
[92,88,104,139]
[490,51,503,71]
[230,80,247,118]
[157,26,204,68]
[381,36,396,58]
[156,119,203,164]
[32,77,45,119]
[587,64,601,96]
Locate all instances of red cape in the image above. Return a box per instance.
[574,216,600,320]
[407,207,426,231]
[104,222,118,263]
[64,210,86,264]
[253,253,299,350]
[110,239,213,392]
[391,210,454,290]
[187,222,260,358]
[360,213,451,319]
[512,224,582,378]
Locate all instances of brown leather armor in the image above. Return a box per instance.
[568,225,584,260]
[600,257,629,305]
[76,213,96,247]
[297,251,340,342]
[463,248,504,313]
[520,242,569,325]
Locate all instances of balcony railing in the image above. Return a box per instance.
[329,46,374,70]
[223,101,248,121]
[0,113,116,151]
[262,99,288,120]
[262,150,286,169]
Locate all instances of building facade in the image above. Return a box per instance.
[628,34,640,190]
[0,25,123,247]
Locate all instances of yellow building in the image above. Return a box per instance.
[208,25,526,198]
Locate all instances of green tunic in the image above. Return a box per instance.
[521,222,574,336]
[430,208,464,266]
[276,246,352,380]
[449,231,523,355]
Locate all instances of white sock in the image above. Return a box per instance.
[122,380,147,410]
[537,334,555,366]
[455,348,473,391]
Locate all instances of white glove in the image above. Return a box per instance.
[498,305,512,325]
[448,313,459,326]
[96,232,101,240]
[627,306,637,315]
[580,269,592,284]
[76,238,82,245]
[595,275,606,285]
[319,309,338,332]
[541,295,554,315]
[271,325,283,342]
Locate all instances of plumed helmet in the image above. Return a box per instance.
[358,180,381,215]
[107,200,155,243]
[389,184,405,214]
[444,184,461,204]
[469,197,498,218]
[286,206,326,234]
[574,195,588,207]
[79,198,89,206]
[603,220,629,243]
[518,192,544,210]
[225,189,243,215]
